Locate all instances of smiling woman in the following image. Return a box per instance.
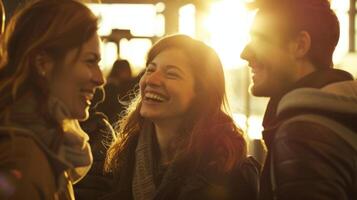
[0,0,104,199]
[103,34,260,200]
[48,34,104,120]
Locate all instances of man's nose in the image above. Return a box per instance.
[240,43,252,61]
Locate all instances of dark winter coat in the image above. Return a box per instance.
[259,69,355,200]
[269,84,357,199]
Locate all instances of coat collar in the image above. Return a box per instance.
[277,87,357,116]
[262,68,353,149]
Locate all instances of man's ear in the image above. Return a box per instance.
[34,52,53,78]
[290,31,311,58]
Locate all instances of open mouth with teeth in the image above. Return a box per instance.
[80,89,95,105]
[144,92,168,103]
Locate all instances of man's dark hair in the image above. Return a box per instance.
[251,0,339,69]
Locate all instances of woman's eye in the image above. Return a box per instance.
[166,72,180,79]
[86,59,97,66]
[146,67,155,73]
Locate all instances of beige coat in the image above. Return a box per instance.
[0,127,74,200]
[0,94,92,200]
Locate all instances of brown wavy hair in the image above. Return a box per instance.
[0,0,98,122]
[105,34,247,175]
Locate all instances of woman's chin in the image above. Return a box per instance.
[73,109,89,121]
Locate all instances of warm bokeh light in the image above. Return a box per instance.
[87,4,162,37]
[202,0,263,139]
[331,0,349,11]
[203,0,255,69]
[331,0,349,64]
[100,42,117,74]
[247,116,264,140]
[155,14,165,37]
[119,38,152,74]
[87,3,162,73]
[232,113,263,140]
[179,4,196,37]
[155,2,165,13]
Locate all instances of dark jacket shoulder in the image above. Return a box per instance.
[270,87,357,199]
[272,121,357,200]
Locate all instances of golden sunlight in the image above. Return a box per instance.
[88,4,161,37]
[119,38,152,74]
[233,114,263,140]
[100,42,117,74]
[203,0,255,69]
[179,4,196,37]
[331,0,349,64]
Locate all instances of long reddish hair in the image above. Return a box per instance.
[105,34,247,175]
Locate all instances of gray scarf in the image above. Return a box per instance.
[5,94,92,184]
[131,122,185,200]
[132,122,157,200]
[47,96,92,183]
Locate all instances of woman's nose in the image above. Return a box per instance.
[92,66,105,87]
[145,70,163,86]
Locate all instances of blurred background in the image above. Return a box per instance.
[3,0,357,162]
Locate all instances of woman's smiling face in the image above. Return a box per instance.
[139,48,196,123]
[48,33,105,120]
